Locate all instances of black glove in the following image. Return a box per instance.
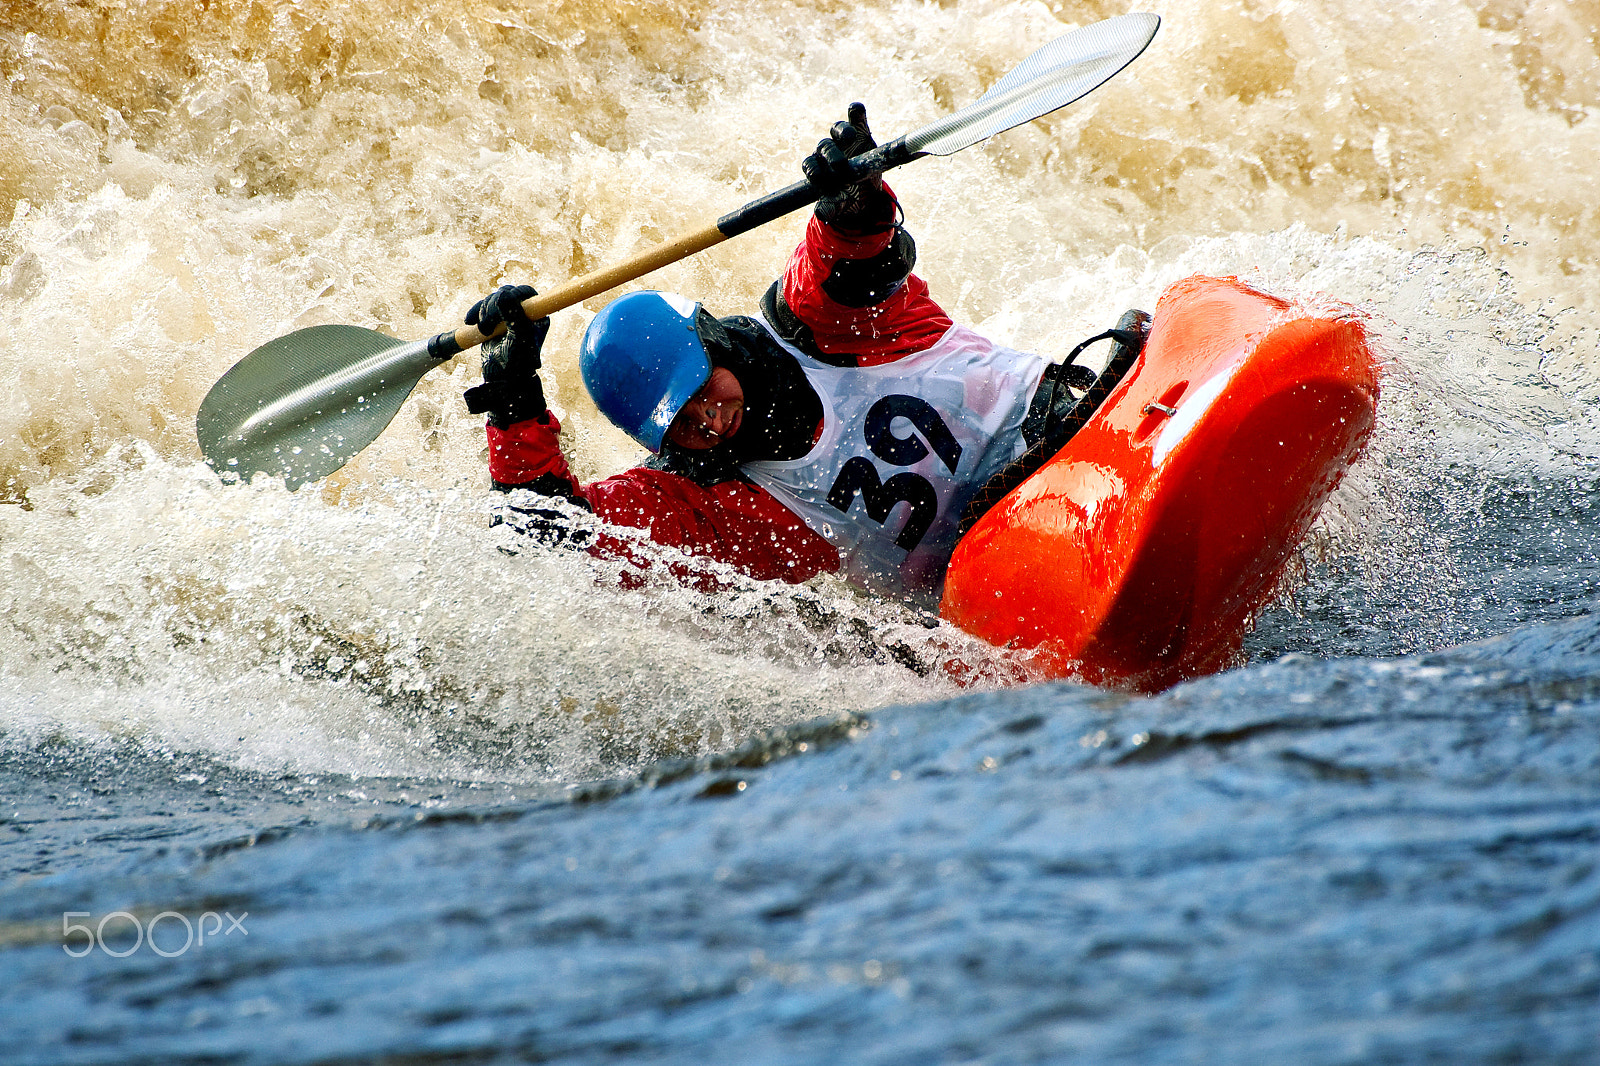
[463,284,551,428]
[801,103,893,232]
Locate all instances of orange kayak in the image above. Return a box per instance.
[941,275,1381,692]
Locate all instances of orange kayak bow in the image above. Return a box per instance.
[942,275,1381,692]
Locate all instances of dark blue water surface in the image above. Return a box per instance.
[5,464,1600,1065]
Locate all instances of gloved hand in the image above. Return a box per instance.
[463,284,552,428]
[801,103,892,232]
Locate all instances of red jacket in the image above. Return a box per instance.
[780,190,951,364]
[487,190,951,585]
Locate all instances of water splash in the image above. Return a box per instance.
[4,0,1599,780]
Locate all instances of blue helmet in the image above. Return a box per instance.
[579,291,711,453]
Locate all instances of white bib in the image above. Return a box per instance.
[744,320,1047,601]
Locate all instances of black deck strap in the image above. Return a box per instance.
[958,309,1152,536]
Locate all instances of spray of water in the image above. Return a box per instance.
[3,0,1598,780]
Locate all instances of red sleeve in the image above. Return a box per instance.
[485,412,577,489]
[582,468,839,586]
[780,182,953,365]
[486,417,836,585]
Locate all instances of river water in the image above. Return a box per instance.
[3,0,1599,1061]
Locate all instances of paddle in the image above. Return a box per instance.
[197,13,1160,489]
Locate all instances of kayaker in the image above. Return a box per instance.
[464,106,1133,602]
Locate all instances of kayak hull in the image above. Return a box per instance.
[940,275,1380,692]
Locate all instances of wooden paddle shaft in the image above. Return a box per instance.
[444,219,730,351]
[532,220,729,319]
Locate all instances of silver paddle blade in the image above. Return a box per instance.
[196,325,438,490]
[906,12,1160,157]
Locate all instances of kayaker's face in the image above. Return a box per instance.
[668,367,745,450]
